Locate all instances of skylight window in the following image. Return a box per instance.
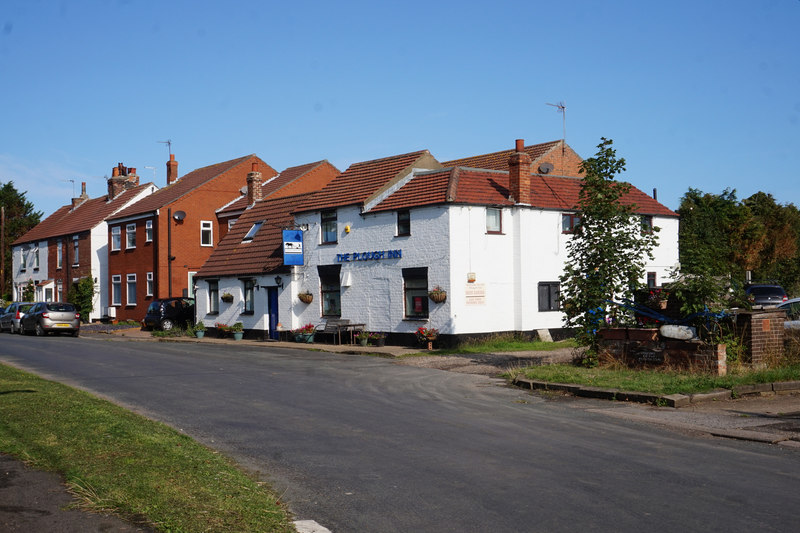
[242,221,264,243]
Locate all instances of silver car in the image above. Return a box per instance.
[0,302,35,334]
[778,297,800,330]
[20,302,81,336]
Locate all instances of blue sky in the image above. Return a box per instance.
[1,0,798,217]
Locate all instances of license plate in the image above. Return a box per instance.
[53,323,71,328]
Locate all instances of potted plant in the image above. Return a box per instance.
[194,321,206,339]
[231,322,244,341]
[369,331,386,347]
[355,330,370,346]
[292,323,316,343]
[298,290,314,304]
[428,285,447,303]
[416,326,439,350]
[221,292,234,303]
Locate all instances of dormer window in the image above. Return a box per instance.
[242,221,264,243]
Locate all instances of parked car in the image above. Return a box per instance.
[0,302,35,334]
[745,284,788,308]
[142,297,195,331]
[778,297,800,330]
[20,302,81,336]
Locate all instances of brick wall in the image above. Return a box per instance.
[734,310,786,366]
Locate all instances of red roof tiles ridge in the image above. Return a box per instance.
[361,152,442,213]
[441,140,562,169]
[446,167,461,202]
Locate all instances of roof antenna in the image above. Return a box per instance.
[546,101,566,154]
[62,178,75,197]
[158,139,173,156]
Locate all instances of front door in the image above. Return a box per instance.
[267,287,279,340]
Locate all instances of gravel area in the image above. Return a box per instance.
[394,347,580,376]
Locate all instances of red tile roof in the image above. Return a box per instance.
[198,193,306,278]
[441,140,561,170]
[294,150,438,213]
[111,155,275,220]
[13,183,155,245]
[370,169,677,216]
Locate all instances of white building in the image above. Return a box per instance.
[194,139,679,344]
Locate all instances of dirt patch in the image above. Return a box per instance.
[395,348,579,376]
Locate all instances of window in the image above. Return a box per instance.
[321,210,337,244]
[486,208,502,233]
[243,279,255,314]
[56,240,63,269]
[318,264,341,317]
[403,267,428,319]
[111,226,121,251]
[242,221,263,243]
[228,218,237,230]
[33,246,39,269]
[201,221,213,246]
[126,224,136,248]
[111,275,121,306]
[57,281,63,302]
[21,248,27,271]
[126,274,137,305]
[72,236,79,265]
[45,288,53,302]
[647,272,656,289]
[641,215,654,234]
[561,213,581,234]
[208,280,219,314]
[146,272,154,296]
[397,210,410,236]
[538,282,560,312]
[145,219,153,242]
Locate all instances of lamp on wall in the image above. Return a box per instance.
[274,275,283,289]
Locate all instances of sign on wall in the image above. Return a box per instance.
[283,230,304,266]
[465,283,486,305]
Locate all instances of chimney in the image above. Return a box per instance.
[108,164,128,199]
[508,139,532,204]
[246,162,263,205]
[126,168,139,188]
[71,182,88,209]
[166,154,178,185]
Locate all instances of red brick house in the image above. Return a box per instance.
[104,154,277,322]
[11,170,156,320]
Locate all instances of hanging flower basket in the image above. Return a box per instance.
[428,286,447,303]
[221,293,234,303]
[298,291,314,304]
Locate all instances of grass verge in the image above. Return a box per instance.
[512,363,800,396]
[0,363,295,532]
[399,334,577,358]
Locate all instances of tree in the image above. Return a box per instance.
[560,138,659,358]
[1,181,43,299]
[67,276,96,323]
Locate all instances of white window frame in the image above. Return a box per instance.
[56,240,63,269]
[486,207,502,233]
[126,273,137,306]
[111,275,122,306]
[146,272,154,296]
[126,223,136,249]
[111,226,121,251]
[33,246,39,269]
[72,235,79,266]
[242,221,263,243]
[201,220,213,247]
[145,219,153,242]
[21,248,27,272]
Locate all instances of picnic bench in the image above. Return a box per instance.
[315,318,365,345]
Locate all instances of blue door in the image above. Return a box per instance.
[267,287,279,340]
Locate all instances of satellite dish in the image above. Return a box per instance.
[173,210,186,221]
[538,163,554,174]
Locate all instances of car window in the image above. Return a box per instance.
[46,303,75,312]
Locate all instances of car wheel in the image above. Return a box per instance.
[35,323,46,336]
[71,330,79,337]
[160,319,174,331]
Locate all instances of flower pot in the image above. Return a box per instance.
[232,331,244,341]
[359,338,368,346]
[195,331,205,339]
[221,295,234,303]
[373,337,386,347]
[429,291,447,303]
[295,333,314,343]
[298,293,314,304]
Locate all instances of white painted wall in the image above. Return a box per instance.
[11,240,48,300]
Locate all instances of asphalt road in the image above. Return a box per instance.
[2,334,799,532]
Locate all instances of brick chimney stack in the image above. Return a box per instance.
[508,139,532,204]
[108,164,136,199]
[166,154,178,185]
[246,162,263,205]
[71,181,89,209]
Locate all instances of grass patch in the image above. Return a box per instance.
[0,364,295,532]
[513,363,800,396]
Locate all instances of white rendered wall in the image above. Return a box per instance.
[11,240,48,300]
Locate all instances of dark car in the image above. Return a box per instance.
[745,284,788,308]
[142,297,195,331]
[20,302,81,336]
[0,302,35,334]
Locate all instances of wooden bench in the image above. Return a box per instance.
[315,319,365,344]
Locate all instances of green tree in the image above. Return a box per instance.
[21,279,34,301]
[743,192,800,295]
[1,181,43,299]
[67,276,96,323]
[560,138,659,359]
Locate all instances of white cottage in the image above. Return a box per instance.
[194,139,679,344]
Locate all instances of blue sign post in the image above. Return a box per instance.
[283,230,304,266]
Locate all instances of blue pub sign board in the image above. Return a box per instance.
[283,230,304,266]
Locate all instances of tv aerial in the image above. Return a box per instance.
[546,101,566,153]
[158,139,173,156]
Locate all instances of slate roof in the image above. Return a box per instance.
[198,193,306,278]
[13,183,155,245]
[370,168,677,217]
[218,160,339,215]
[294,150,436,213]
[111,155,273,220]
[441,140,561,171]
